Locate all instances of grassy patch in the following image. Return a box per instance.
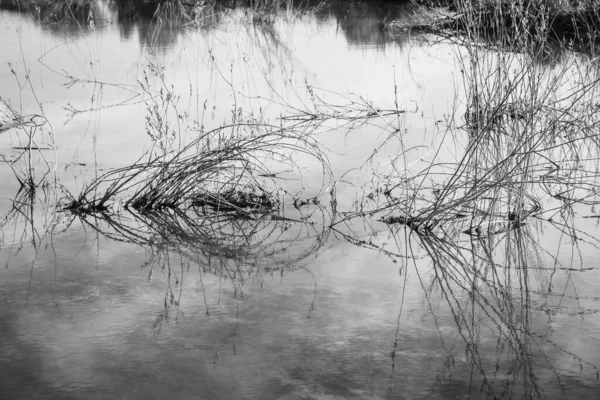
[389,0,600,55]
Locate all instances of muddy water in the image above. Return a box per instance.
[1,2,599,399]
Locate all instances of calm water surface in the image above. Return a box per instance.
[1,1,599,399]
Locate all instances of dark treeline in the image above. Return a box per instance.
[0,0,416,47]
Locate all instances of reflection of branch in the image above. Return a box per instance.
[0,185,58,253]
[62,199,332,337]
[375,221,600,398]
[66,199,331,273]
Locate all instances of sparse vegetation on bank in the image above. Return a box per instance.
[388,0,600,55]
[0,0,325,30]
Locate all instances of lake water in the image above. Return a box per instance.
[1,1,600,399]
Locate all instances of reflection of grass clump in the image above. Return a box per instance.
[0,0,323,30]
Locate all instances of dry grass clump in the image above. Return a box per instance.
[63,123,324,214]
[392,0,600,56]
[359,17,600,239]
[192,189,276,214]
[61,49,330,216]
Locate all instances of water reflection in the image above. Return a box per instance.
[1,0,226,46]
[388,217,600,398]
[0,0,417,48]
[1,0,600,399]
[330,1,395,47]
[2,187,599,398]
